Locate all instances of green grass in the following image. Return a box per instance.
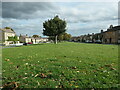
[2,42,119,88]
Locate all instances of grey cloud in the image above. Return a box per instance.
[2,2,57,19]
[59,2,118,23]
[2,2,118,22]
[118,2,120,24]
[0,2,2,18]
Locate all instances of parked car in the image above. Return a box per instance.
[9,43,23,46]
[23,43,27,45]
[28,42,33,44]
[95,40,102,44]
[85,40,92,43]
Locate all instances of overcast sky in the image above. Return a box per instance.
[1,1,118,36]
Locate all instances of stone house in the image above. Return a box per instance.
[85,34,93,42]
[102,25,120,44]
[78,36,84,42]
[81,36,88,42]
[81,35,87,42]
[70,25,120,44]
[70,36,80,42]
[92,32,102,43]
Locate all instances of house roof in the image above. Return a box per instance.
[19,35,32,38]
[20,35,30,38]
[112,25,120,30]
[0,28,15,33]
[107,25,120,31]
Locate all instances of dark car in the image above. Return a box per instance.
[23,43,27,45]
[95,40,102,44]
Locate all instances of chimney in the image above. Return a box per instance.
[109,25,113,29]
[101,30,103,33]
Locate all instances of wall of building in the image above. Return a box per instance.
[19,36,25,43]
[4,32,15,40]
[115,30,120,43]
[25,38,32,43]
[0,30,2,41]
[32,38,49,44]
[102,30,119,44]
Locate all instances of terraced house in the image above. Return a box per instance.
[102,25,120,44]
[70,25,120,44]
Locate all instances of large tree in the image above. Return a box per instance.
[43,15,67,44]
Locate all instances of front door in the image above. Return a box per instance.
[109,38,112,44]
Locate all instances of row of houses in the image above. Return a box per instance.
[0,28,49,46]
[70,25,120,44]
[1,25,120,45]
[19,34,48,44]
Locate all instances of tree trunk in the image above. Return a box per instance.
[55,35,58,44]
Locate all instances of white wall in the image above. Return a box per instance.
[4,32,15,40]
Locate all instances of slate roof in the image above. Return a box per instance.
[107,25,120,31]
[20,35,30,38]
[0,28,15,33]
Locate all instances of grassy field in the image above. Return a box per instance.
[2,42,119,88]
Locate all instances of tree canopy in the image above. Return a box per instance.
[58,33,71,41]
[32,35,41,38]
[43,15,67,44]
[49,33,71,42]
[7,36,19,43]
[4,27,11,29]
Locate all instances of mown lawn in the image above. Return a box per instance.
[2,42,119,88]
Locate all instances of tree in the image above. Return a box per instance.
[4,27,11,29]
[43,15,67,44]
[32,35,40,38]
[58,34,64,41]
[63,33,71,41]
[7,36,19,43]
[49,33,71,42]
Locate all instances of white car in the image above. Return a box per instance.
[9,43,23,46]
